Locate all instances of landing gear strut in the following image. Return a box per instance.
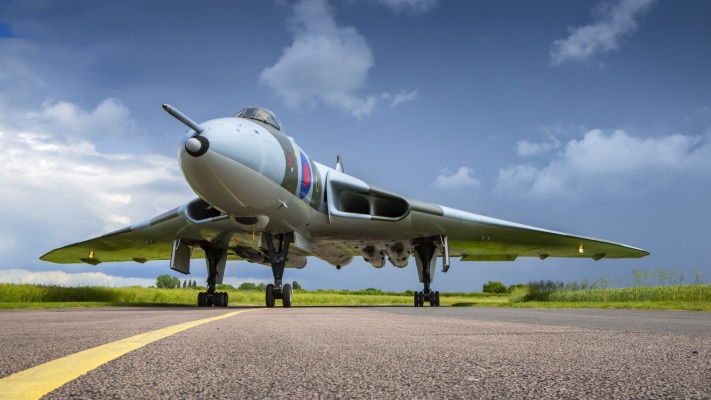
[413,241,440,307]
[264,232,294,308]
[197,246,229,307]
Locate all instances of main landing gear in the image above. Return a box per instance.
[413,241,441,307]
[198,291,228,307]
[264,232,294,308]
[197,246,229,307]
[413,290,440,307]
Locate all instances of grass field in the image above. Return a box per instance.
[508,282,711,311]
[0,284,507,309]
[2,282,710,310]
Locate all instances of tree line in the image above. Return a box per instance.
[155,274,302,290]
[155,274,199,289]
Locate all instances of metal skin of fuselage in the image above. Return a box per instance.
[41,104,649,308]
[179,115,322,236]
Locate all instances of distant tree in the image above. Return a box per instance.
[191,280,197,288]
[156,274,175,289]
[238,282,258,291]
[507,283,527,293]
[216,284,236,290]
[292,281,301,290]
[257,283,266,291]
[182,280,187,289]
[482,281,507,294]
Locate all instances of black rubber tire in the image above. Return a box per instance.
[283,284,292,308]
[435,291,440,307]
[429,293,434,306]
[206,293,214,307]
[198,292,205,307]
[417,291,424,307]
[266,284,275,308]
[223,292,229,307]
[216,292,224,307]
[414,291,418,307]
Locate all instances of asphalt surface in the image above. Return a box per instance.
[1,306,709,399]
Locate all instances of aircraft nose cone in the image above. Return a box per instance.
[185,136,209,157]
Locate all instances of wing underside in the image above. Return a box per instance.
[41,195,648,270]
[40,201,251,265]
[305,200,648,267]
[432,206,648,260]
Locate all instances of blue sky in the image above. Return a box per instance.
[0,0,709,291]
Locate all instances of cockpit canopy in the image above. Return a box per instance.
[235,107,282,131]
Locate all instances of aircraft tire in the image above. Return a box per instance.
[435,291,440,307]
[417,291,424,307]
[413,292,418,307]
[223,292,229,307]
[266,284,275,308]
[283,284,292,308]
[197,292,205,307]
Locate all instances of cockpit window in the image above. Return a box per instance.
[235,107,282,131]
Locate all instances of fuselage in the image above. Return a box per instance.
[177,108,425,269]
[178,110,329,234]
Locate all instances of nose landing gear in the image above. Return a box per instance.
[197,246,229,307]
[264,232,294,308]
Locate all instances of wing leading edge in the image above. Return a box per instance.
[41,196,648,268]
[413,204,648,261]
[40,200,249,265]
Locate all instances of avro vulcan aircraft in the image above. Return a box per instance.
[42,105,649,307]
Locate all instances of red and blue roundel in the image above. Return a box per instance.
[299,152,311,199]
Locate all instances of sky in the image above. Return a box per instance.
[0,0,709,291]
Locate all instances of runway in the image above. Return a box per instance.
[0,307,709,399]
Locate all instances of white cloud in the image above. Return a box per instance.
[373,0,438,15]
[496,129,711,197]
[0,269,156,287]
[516,136,561,156]
[261,0,418,118]
[550,0,656,66]
[221,277,272,288]
[26,97,141,139]
[496,164,544,193]
[389,90,418,107]
[0,269,272,288]
[0,98,193,254]
[260,0,377,118]
[432,166,480,190]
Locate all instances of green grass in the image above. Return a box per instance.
[505,301,711,312]
[547,284,711,303]
[0,284,507,308]
[1,283,709,311]
[507,282,711,311]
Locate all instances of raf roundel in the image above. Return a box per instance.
[299,152,312,199]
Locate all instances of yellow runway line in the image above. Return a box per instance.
[0,308,258,400]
